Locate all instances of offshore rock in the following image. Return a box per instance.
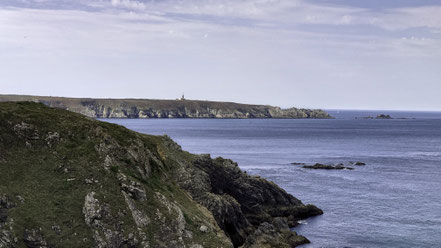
[303,163,354,170]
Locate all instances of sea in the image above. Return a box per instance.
[102,110,441,248]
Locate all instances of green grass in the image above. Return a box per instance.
[0,102,231,247]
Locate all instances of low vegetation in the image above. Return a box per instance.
[0,102,322,247]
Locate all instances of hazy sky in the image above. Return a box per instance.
[1,0,440,110]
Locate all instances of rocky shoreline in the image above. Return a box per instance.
[0,95,332,119]
[0,102,323,247]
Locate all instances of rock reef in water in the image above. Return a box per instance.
[349,161,366,166]
[293,161,367,170]
[357,114,393,119]
[303,163,354,170]
[376,114,392,119]
[0,102,322,248]
[0,94,332,119]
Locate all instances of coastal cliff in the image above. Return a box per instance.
[0,95,331,119]
[0,102,322,247]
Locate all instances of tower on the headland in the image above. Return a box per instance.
[180,93,185,101]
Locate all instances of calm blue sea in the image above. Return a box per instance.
[102,110,441,248]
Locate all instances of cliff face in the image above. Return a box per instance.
[0,102,322,248]
[0,95,332,119]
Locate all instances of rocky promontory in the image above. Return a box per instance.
[0,102,322,247]
[0,95,332,119]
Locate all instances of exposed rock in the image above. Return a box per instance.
[45,132,60,148]
[152,192,188,247]
[0,229,17,248]
[242,221,309,248]
[12,122,39,140]
[51,225,61,235]
[294,161,366,170]
[120,180,147,201]
[352,161,366,166]
[0,196,17,248]
[303,163,354,170]
[190,245,204,248]
[122,192,150,228]
[0,209,7,223]
[199,225,209,233]
[376,114,392,119]
[23,229,49,248]
[15,196,24,204]
[0,195,15,224]
[83,192,103,227]
[83,192,129,248]
[175,155,323,247]
[358,114,393,119]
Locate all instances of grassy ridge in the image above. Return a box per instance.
[0,102,231,247]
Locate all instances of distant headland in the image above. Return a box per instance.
[0,94,332,119]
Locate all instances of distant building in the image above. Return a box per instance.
[180,94,185,101]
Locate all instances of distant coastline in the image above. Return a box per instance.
[0,94,332,119]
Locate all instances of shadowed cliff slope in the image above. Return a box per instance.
[0,102,322,248]
[0,95,331,119]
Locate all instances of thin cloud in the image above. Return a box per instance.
[0,0,440,110]
[110,0,146,11]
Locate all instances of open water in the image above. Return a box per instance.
[103,110,441,248]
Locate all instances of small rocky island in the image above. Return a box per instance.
[293,161,366,170]
[0,94,332,119]
[303,163,354,170]
[375,114,392,119]
[0,102,323,248]
[356,114,415,120]
[357,114,392,119]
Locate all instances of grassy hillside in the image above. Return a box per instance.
[0,102,322,248]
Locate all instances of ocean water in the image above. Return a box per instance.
[102,110,441,248]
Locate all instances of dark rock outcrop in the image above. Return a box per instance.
[303,163,354,170]
[293,161,367,170]
[358,114,393,119]
[174,155,323,247]
[243,219,309,248]
[376,114,392,119]
[23,229,50,248]
[0,195,18,248]
[349,161,366,166]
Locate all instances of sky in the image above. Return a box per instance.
[0,0,440,111]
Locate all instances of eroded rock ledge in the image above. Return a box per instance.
[175,155,323,247]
